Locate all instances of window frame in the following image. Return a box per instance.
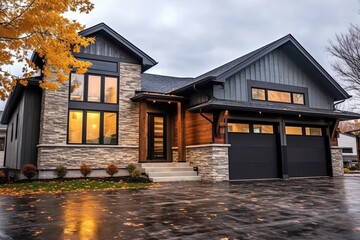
[67,109,118,145]
[69,73,119,105]
[251,87,305,105]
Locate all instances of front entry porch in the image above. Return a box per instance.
[131,92,186,163]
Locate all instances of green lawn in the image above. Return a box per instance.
[0,179,153,196]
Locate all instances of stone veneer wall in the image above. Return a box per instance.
[173,144,230,182]
[331,147,344,177]
[37,63,141,174]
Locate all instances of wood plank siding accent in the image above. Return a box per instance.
[213,47,334,110]
[174,111,213,146]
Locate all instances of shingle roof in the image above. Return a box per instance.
[140,73,194,93]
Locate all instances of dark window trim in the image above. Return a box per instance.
[248,79,309,107]
[147,113,167,160]
[67,109,119,145]
[285,124,324,137]
[69,72,119,105]
[251,87,305,105]
[342,147,353,154]
[10,123,13,142]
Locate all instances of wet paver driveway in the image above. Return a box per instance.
[0,177,360,239]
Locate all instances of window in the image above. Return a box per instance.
[87,75,101,102]
[70,74,84,101]
[15,113,18,139]
[251,87,305,105]
[11,123,13,141]
[293,93,304,105]
[285,126,303,135]
[342,148,353,154]
[268,90,291,103]
[228,123,250,133]
[253,124,274,134]
[104,112,117,144]
[0,137,4,151]
[69,73,118,104]
[251,88,265,101]
[305,127,322,136]
[105,77,118,103]
[68,110,117,145]
[68,110,83,143]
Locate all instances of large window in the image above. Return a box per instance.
[68,110,117,144]
[251,87,305,105]
[69,73,118,104]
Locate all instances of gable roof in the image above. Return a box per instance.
[79,23,157,72]
[170,34,350,101]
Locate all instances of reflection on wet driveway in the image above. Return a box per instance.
[0,177,360,239]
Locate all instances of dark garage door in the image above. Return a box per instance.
[286,125,330,177]
[228,122,280,180]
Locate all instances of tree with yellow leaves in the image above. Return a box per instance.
[0,0,95,100]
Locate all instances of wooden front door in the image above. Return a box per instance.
[148,114,166,160]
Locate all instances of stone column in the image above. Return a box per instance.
[331,147,344,177]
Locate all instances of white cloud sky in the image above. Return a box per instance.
[3,0,360,110]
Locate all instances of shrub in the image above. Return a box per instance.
[344,168,350,173]
[349,166,359,171]
[126,163,136,173]
[0,171,5,178]
[105,163,119,177]
[80,163,92,177]
[126,163,140,179]
[130,168,140,179]
[54,165,68,178]
[22,164,37,179]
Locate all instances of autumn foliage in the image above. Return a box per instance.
[80,163,92,177]
[0,0,95,99]
[105,163,119,177]
[21,164,37,179]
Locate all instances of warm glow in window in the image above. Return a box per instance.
[253,124,274,134]
[305,127,322,136]
[268,90,291,103]
[251,88,266,101]
[68,110,83,143]
[105,77,118,103]
[285,126,303,135]
[70,74,84,101]
[228,123,250,133]
[293,93,305,105]
[87,75,101,102]
[86,112,100,144]
[103,112,117,144]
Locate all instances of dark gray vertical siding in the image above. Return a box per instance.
[4,87,42,170]
[20,88,42,167]
[214,48,334,109]
[81,33,138,63]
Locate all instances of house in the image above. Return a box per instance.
[337,133,358,167]
[1,23,359,181]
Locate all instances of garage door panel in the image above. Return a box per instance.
[228,123,280,180]
[286,128,329,178]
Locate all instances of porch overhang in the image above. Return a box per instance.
[130,92,183,102]
[188,99,360,120]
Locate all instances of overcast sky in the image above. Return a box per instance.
[2,0,359,110]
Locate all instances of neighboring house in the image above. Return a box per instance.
[0,111,6,167]
[338,133,358,167]
[1,23,359,181]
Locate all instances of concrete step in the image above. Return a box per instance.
[147,171,198,177]
[140,162,190,168]
[150,175,202,182]
[144,167,194,173]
